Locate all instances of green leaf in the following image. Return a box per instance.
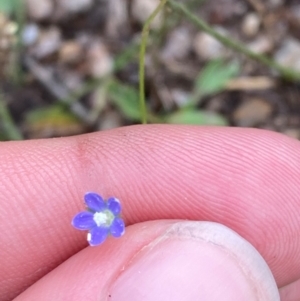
[0,129,9,141]
[195,59,239,97]
[113,43,139,72]
[108,81,141,121]
[0,0,20,14]
[165,109,228,126]
[26,105,76,123]
[24,105,84,138]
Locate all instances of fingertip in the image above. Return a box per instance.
[109,221,280,301]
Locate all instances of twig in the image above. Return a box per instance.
[139,0,168,124]
[167,0,300,82]
[0,93,23,140]
[24,56,93,125]
[225,76,276,91]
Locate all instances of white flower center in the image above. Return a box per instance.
[93,212,109,226]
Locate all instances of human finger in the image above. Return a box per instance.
[15,221,280,301]
[1,125,300,300]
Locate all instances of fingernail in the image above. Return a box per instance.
[108,221,279,301]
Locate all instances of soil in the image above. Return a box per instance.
[1,0,300,140]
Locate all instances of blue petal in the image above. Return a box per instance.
[107,197,121,215]
[72,211,96,230]
[110,218,125,237]
[88,226,108,246]
[84,192,106,212]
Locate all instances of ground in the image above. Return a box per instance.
[1,0,300,140]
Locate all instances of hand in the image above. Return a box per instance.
[1,125,299,301]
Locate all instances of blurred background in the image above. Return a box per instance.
[1,0,300,140]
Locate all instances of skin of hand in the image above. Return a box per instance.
[0,125,300,301]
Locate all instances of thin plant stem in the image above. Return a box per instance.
[0,93,23,140]
[167,0,300,82]
[139,0,168,124]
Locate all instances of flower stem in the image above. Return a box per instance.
[167,0,300,82]
[139,0,168,124]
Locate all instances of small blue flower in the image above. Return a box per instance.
[72,192,125,246]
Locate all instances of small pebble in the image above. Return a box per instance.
[161,27,192,61]
[274,38,300,72]
[106,0,129,37]
[247,36,273,54]
[233,98,273,127]
[87,40,113,78]
[22,24,40,46]
[242,13,260,37]
[59,41,83,64]
[99,111,123,130]
[193,28,228,60]
[289,4,300,19]
[57,0,94,13]
[267,0,283,9]
[25,0,54,20]
[282,129,300,140]
[31,27,62,59]
[132,0,162,29]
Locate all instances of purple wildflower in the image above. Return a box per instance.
[72,192,125,246]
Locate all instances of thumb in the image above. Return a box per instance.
[15,221,280,301]
[110,221,279,301]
